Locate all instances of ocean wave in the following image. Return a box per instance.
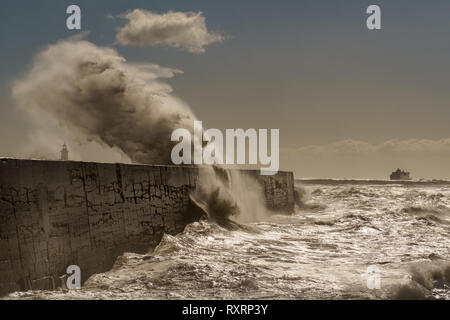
[294,186,310,206]
[402,206,450,225]
[298,179,450,186]
[391,260,450,300]
[402,190,448,203]
[5,183,450,300]
[333,187,377,198]
[293,186,329,213]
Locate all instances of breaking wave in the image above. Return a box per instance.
[189,166,271,228]
[391,260,450,300]
[402,206,450,225]
[13,37,269,228]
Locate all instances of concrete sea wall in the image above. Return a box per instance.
[0,159,294,296]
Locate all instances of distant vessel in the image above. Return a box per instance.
[390,168,411,180]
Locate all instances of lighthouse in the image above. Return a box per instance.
[60,143,69,161]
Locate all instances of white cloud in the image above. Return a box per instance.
[116,9,225,53]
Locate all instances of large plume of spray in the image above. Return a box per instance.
[13,39,195,164]
[13,38,269,224]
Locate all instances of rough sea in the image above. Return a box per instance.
[6,181,450,300]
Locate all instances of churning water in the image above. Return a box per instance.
[6,181,450,300]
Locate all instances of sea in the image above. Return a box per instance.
[6,180,450,300]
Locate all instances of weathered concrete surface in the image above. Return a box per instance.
[0,159,294,296]
[247,170,295,213]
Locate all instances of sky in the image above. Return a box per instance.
[1,0,450,179]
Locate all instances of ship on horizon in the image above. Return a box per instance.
[390,168,411,181]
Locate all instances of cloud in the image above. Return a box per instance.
[116,9,224,53]
[291,139,450,157]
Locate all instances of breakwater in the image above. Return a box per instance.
[0,159,294,296]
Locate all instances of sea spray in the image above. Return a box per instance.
[13,37,270,226]
[189,166,271,226]
[13,38,196,164]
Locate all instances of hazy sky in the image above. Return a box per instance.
[1,0,450,179]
